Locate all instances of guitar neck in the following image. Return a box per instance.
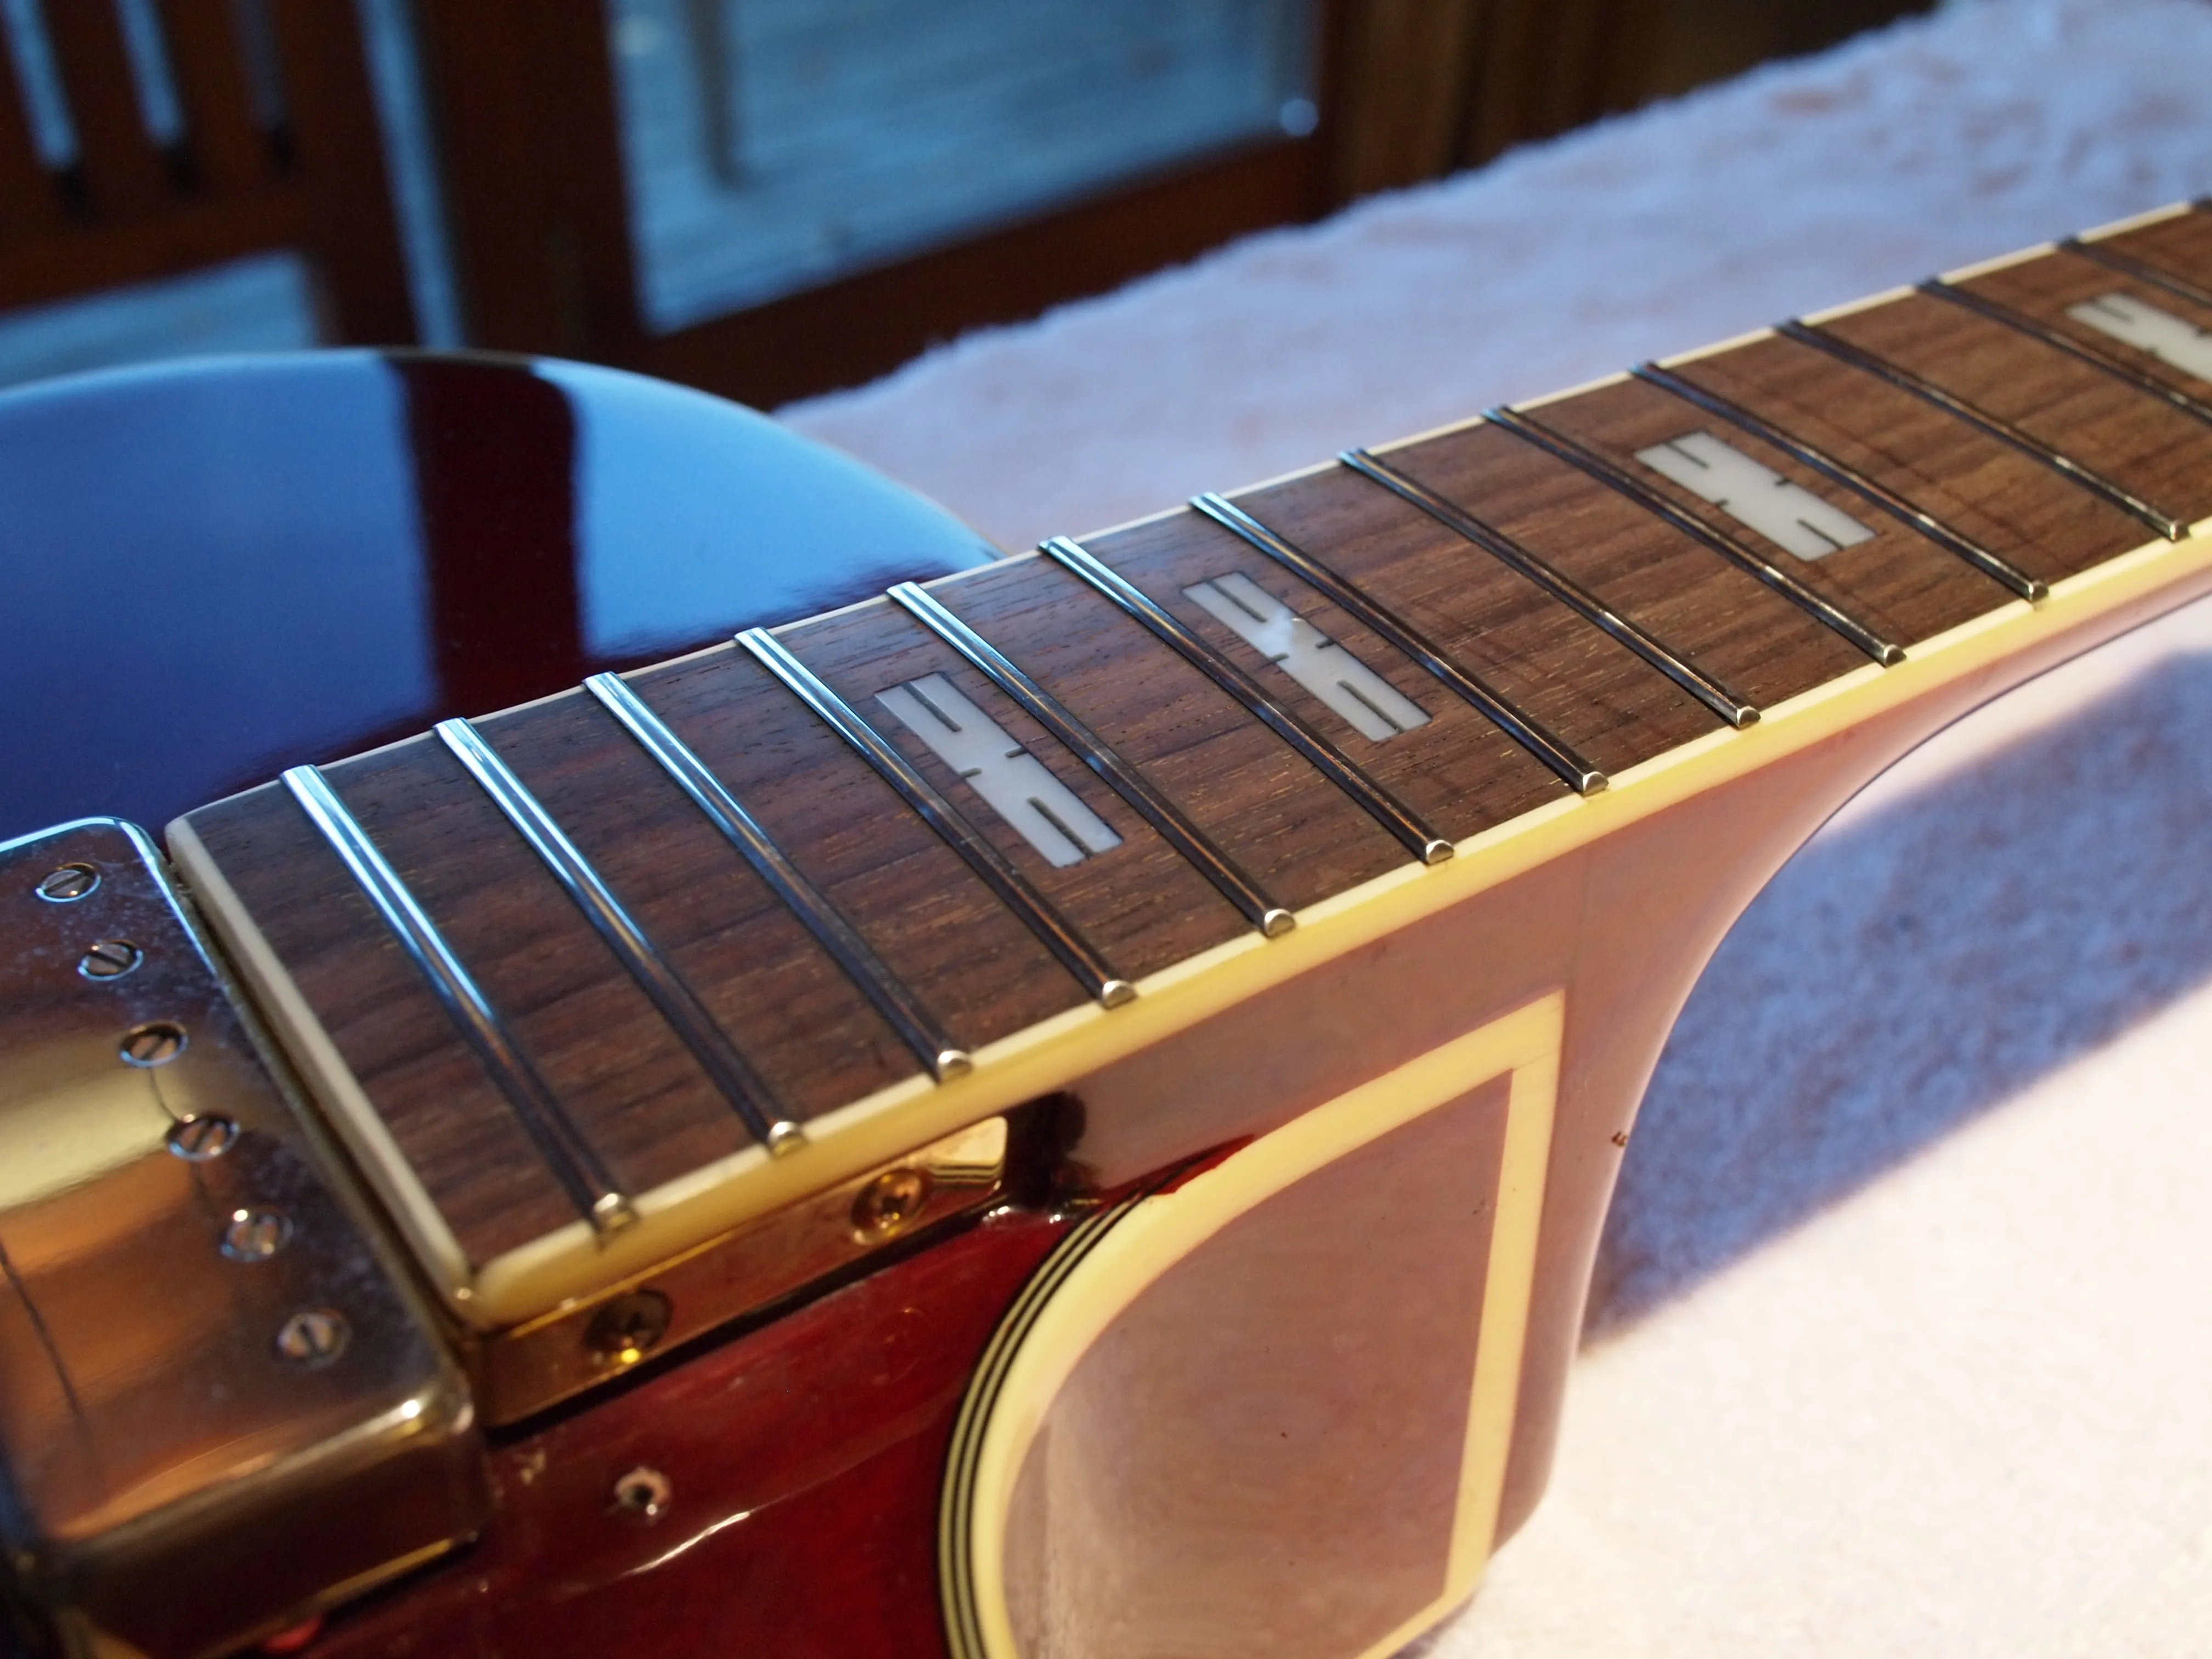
[169,197,2212,1380]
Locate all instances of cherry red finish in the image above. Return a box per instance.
[307,1209,1069,1659]
[0,352,995,845]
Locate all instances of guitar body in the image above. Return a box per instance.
[8,204,2212,1659]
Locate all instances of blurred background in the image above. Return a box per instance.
[0,0,1932,406]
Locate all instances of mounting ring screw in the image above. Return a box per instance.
[851,1166,932,1240]
[35,864,99,902]
[166,1114,238,1161]
[611,1465,672,1522]
[585,1289,672,1369]
[275,1308,349,1368]
[221,1207,293,1261]
[119,1021,187,1067]
[77,939,143,980]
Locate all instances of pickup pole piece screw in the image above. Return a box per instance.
[222,1207,293,1261]
[120,1021,187,1066]
[275,1308,349,1367]
[585,1289,672,1368]
[167,1114,238,1160]
[35,864,99,901]
[851,1166,931,1239]
[612,1466,672,1521]
[77,939,142,980]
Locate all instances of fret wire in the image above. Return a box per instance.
[1039,534,1455,867]
[1777,319,2189,542]
[1920,279,2212,431]
[437,718,805,1156]
[1487,405,1905,666]
[736,626,1136,1008]
[1630,364,2047,602]
[1187,491,1607,795]
[2061,235,2212,314]
[280,762,635,1234]
[1337,446,1760,730]
[584,672,972,1082]
[885,581,1296,938]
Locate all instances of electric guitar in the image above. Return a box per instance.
[7,199,2212,1659]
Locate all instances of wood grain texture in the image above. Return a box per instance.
[185,777,588,1263]
[623,645,1090,1047]
[780,599,1250,979]
[1674,335,2151,583]
[2086,203,2212,294]
[927,554,1412,911]
[177,222,2212,1294]
[1818,291,2212,526]
[1078,507,1571,837]
[1960,246,2212,403]
[1524,376,2021,644]
[1380,421,1874,705]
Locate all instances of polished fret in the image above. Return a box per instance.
[1339,445,1760,729]
[737,626,1137,1008]
[584,672,972,1082]
[1041,535,1455,866]
[1188,491,1606,794]
[2062,291,2212,384]
[1920,278,2212,428]
[436,718,805,1156]
[2062,234,2212,313]
[1487,405,1905,665]
[280,763,635,1234]
[1777,319,2190,541]
[888,580,1296,938]
[1630,363,2049,601]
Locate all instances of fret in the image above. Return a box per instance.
[1071,508,1573,847]
[1629,364,2046,603]
[1188,491,1606,794]
[780,596,1254,976]
[280,763,635,1235]
[1918,278,2212,428]
[925,552,1414,910]
[1781,314,2191,541]
[1340,446,1763,729]
[1945,244,2212,405]
[1229,465,1719,776]
[585,671,972,1081]
[738,625,1138,1007]
[143,202,2212,1379]
[2070,204,2212,310]
[1042,535,1455,866]
[2062,235,2212,313]
[1485,405,1906,665]
[1669,334,2148,584]
[435,717,804,1156]
[887,580,1296,938]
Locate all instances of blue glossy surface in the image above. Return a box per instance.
[0,352,996,843]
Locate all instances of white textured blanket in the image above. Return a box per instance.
[790,2,2212,1651]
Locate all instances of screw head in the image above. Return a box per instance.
[34,864,99,902]
[77,939,143,980]
[221,1207,293,1261]
[611,1465,672,1521]
[166,1114,238,1161]
[275,1308,349,1368]
[119,1021,187,1067]
[851,1166,932,1240]
[585,1289,672,1368]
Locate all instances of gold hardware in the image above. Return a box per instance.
[479,1116,1010,1424]
[851,1167,932,1239]
[584,1289,672,1369]
[0,820,484,1659]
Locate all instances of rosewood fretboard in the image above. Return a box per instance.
[172,201,2212,1323]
